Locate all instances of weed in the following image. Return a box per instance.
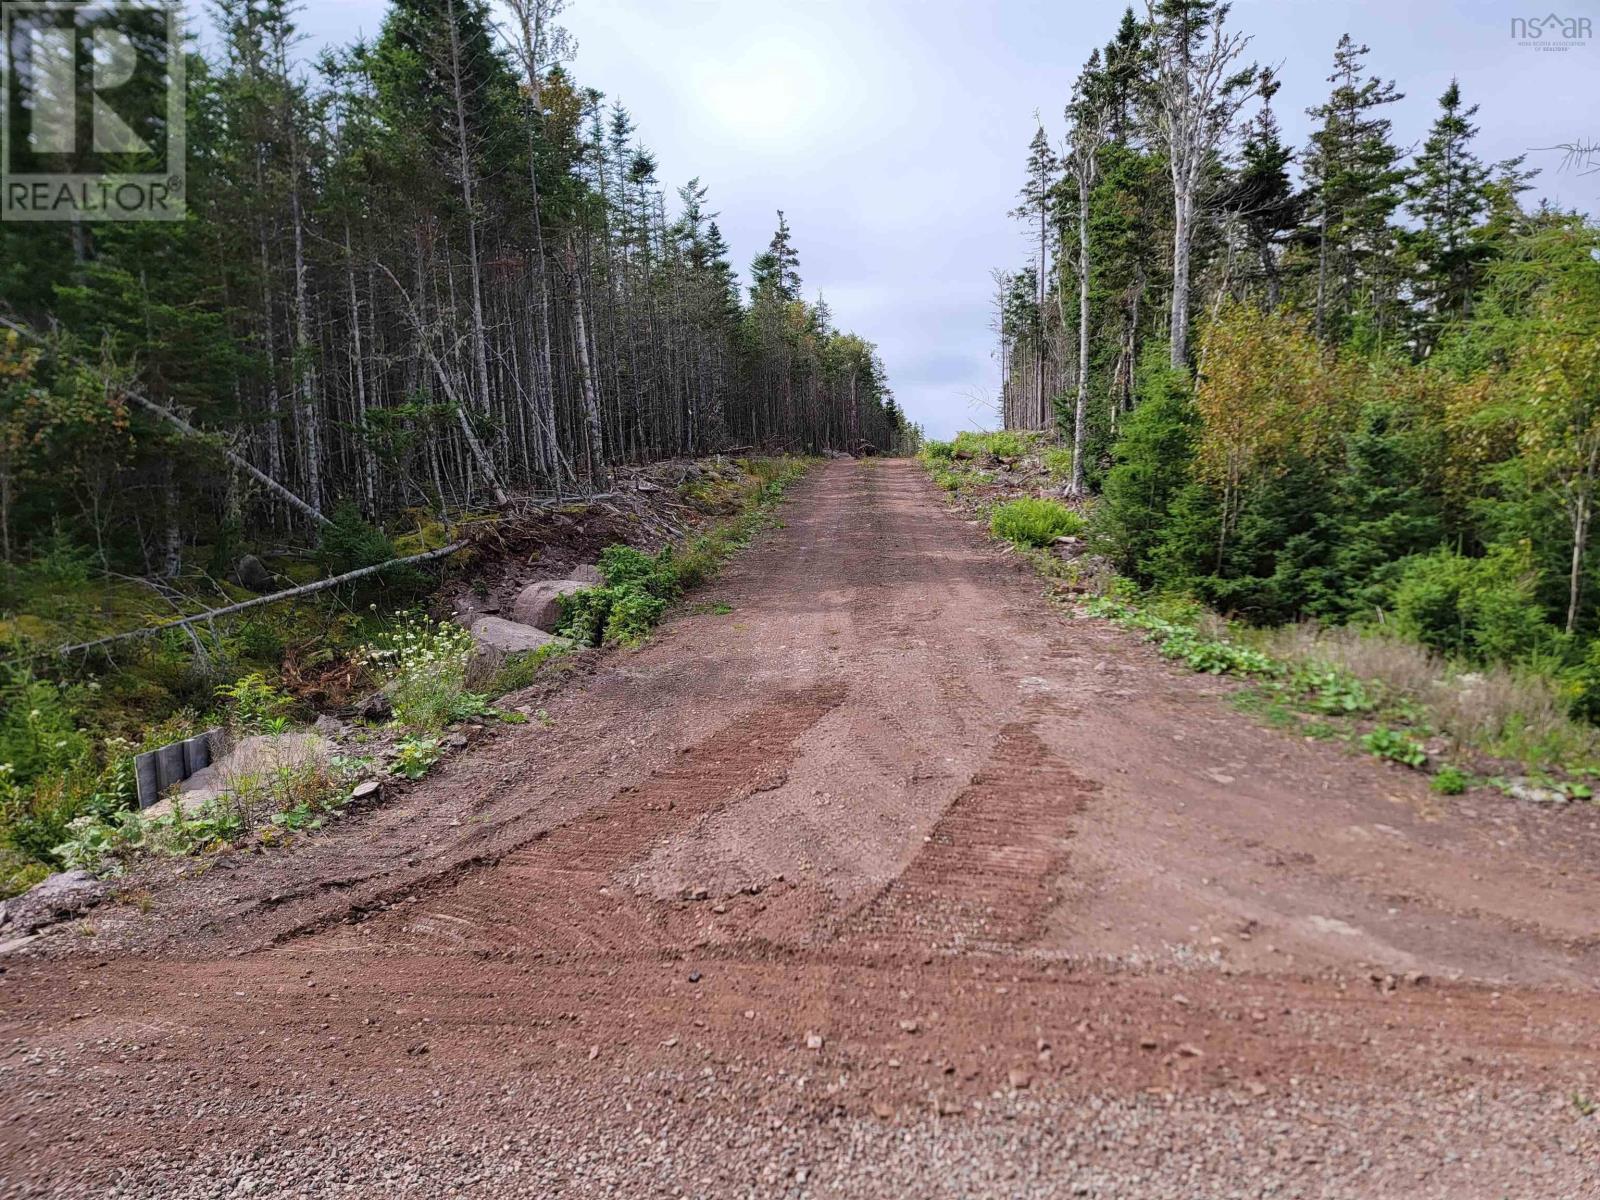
[216,672,294,733]
[989,498,1085,548]
[488,642,575,696]
[391,735,442,781]
[1361,727,1428,769]
[1431,765,1470,795]
[953,430,1036,460]
[359,615,480,732]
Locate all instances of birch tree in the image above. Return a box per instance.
[1063,54,1111,495]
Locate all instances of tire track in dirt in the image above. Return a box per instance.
[847,721,1100,957]
[301,685,846,958]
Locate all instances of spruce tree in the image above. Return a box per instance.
[1405,80,1494,343]
[1302,35,1408,341]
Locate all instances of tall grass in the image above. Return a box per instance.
[1261,622,1599,766]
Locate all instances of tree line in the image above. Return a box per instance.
[999,0,1600,702]
[0,0,909,583]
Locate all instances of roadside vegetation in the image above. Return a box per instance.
[1,459,809,895]
[556,459,808,648]
[922,432,1600,809]
[951,0,1600,809]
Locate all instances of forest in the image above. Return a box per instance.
[994,0,1600,719]
[0,0,908,571]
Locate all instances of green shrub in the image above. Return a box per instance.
[317,502,425,594]
[921,440,955,461]
[0,665,88,784]
[1042,447,1074,479]
[1431,765,1470,794]
[603,590,668,646]
[1092,347,1197,583]
[1361,727,1428,768]
[216,671,293,733]
[558,587,615,646]
[989,498,1085,548]
[1567,640,1600,725]
[1390,545,1555,666]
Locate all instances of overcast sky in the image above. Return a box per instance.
[253,0,1599,438]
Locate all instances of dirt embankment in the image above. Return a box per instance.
[2,460,1597,1198]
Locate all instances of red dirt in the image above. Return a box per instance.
[3,459,1599,1198]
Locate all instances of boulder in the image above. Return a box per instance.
[470,616,559,655]
[511,579,589,631]
[0,870,107,935]
[358,690,393,722]
[235,554,274,594]
[568,563,603,585]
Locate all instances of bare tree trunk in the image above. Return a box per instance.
[1071,171,1093,495]
[275,25,321,518]
[1569,484,1594,636]
[1169,185,1194,368]
[445,0,494,425]
[343,222,376,510]
[565,238,609,488]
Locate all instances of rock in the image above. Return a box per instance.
[688,970,702,983]
[1507,776,1567,805]
[511,579,589,631]
[634,479,662,493]
[804,1031,824,1050]
[0,870,107,935]
[358,690,392,722]
[234,554,274,594]
[312,714,345,738]
[568,563,604,585]
[1007,1068,1033,1090]
[898,1018,920,1034]
[1176,1043,1205,1058]
[469,616,559,655]
[350,779,383,803]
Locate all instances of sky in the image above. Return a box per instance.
[223,0,1600,439]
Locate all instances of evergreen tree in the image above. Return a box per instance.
[1219,72,1302,309]
[1010,125,1060,428]
[1405,80,1494,344]
[1301,35,1408,342]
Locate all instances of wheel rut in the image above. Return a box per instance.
[302,684,846,957]
[846,721,1099,956]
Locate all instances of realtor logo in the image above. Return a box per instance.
[1510,13,1592,51]
[1,1,185,221]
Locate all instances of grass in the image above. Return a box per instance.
[1256,621,1600,768]
[989,498,1085,548]
[1041,446,1074,480]
[952,430,1039,460]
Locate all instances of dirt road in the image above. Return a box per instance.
[4,460,1599,1197]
